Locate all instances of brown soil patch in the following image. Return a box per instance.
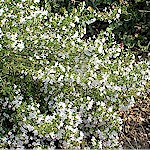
[119,96,150,149]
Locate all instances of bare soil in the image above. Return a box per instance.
[119,96,150,149]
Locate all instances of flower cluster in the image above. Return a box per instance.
[0,0,149,149]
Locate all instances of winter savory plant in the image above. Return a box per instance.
[0,0,149,149]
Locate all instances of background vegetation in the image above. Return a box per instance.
[0,0,149,149]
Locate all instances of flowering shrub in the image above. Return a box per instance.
[0,0,149,149]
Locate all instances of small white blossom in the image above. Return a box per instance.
[34,0,40,3]
[108,107,113,112]
[101,101,105,107]
[116,13,120,19]
[75,16,79,23]
[98,45,103,53]
[118,8,121,14]
[91,136,96,146]
[73,31,78,38]
[45,115,52,123]
[58,75,64,82]
[62,26,66,30]
[70,22,75,27]
[17,41,25,51]
[0,8,4,16]
[11,33,18,41]
[136,92,141,96]
[27,124,34,132]
[108,20,112,24]
[87,99,94,110]
[20,17,26,23]
[102,38,105,43]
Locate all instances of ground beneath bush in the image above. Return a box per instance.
[118,96,150,149]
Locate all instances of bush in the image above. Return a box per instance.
[0,0,149,149]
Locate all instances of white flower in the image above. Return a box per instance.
[33,130,38,136]
[101,101,105,107]
[70,22,75,27]
[0,8,4,16]
[36,55,40,59]
[62,26,66,30]
[1,19,6,26]
[45,115,52,123]
[114,52,120,58]
[76,76,80,84]
[98,45,103,53]
[11,33,18,41]
[18,41,25,51]
[116,13,120,19]
[26,27,30,32]
[71,41,75,46]
[102,73,109,81]
[118,8,121,14]
[102,38,105,43]
[87,99,94,110]
[76,114,82,123]
[87,96,91,100]
[77,38,82,42]
[49,132,55,139]
[0,28,3,38]
[59,102,66,108]
[98,140,102,149]
[91,136,96,146]
[108,107,113,112]
[73,31,78,38]
[7,140,11,145]
[14,84,17,89]
[57,34,61,41]
[58,75,64,82]
[86,18,96,25]
[34,0,40,3]
[41,10,48,16]
[59,64,65,72]
[27,124,34,132]
[37,115,44,124]
[20,17,26,23]
[136,92,141,96]
[108,20,112,24]
[84,49,91,56]
[77,131,84,141]
[29,112,36,119]
[75,16,79,23]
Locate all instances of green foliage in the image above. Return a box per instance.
[39,0,73,13]
[112,0,150,50]
[38,0,149,57]
[0,0,149,149]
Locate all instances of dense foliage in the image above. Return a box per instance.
[0,0,149,149]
